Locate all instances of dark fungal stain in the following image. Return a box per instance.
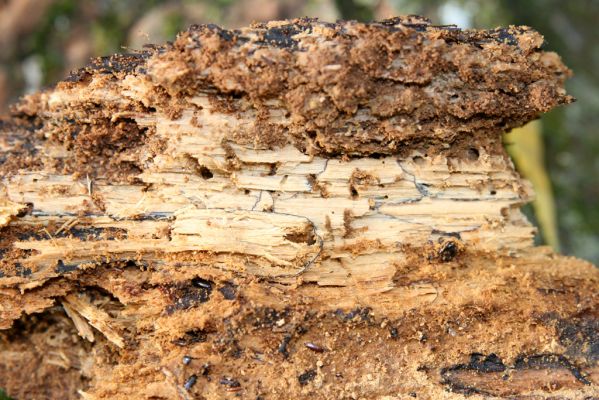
[55,260,78,274]
[298,369,317,386]
[493,27,519,46]
[541,311,599,363]
[63,226,128,241]
[218,282,237,300]
[334,307,372,322]
[173,329,208,346]
[203,23,236,42]
[558,315,599,362]
[260,26,300,48]
[17,230,47,241]
[15,263,32,277]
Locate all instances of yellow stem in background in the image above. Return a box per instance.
[504,120,561,252]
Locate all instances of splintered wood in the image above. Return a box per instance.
[0,17,597,399]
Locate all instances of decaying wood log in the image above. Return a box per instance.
[0,16,597,399]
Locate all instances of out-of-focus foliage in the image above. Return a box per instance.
[0,0,597,263]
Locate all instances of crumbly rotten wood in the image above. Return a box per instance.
[0,17,597,400]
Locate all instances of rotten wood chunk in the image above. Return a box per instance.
[0,16,596,400]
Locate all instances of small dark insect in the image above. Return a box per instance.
[201,363,211,376]
[219,377,240,388]
[184,375,197,390]
[182,355,192,365]
[298,369,317,385]
[389,327,398,339]
[278,334,292,357]
[304,342,325,352]
[438,241,458,262]
[192,277,213,289]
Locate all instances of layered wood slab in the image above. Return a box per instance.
[0,17,596,400]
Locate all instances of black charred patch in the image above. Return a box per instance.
[492,27,519,46]
[253,25,302,49]
[541,311,599,363]
[558,314,599,363]
[441,352,590,395]
[454,353,506,373]
[440,353,506,395]
[298,369,317,386]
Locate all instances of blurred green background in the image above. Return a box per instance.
[0,0,597,264]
